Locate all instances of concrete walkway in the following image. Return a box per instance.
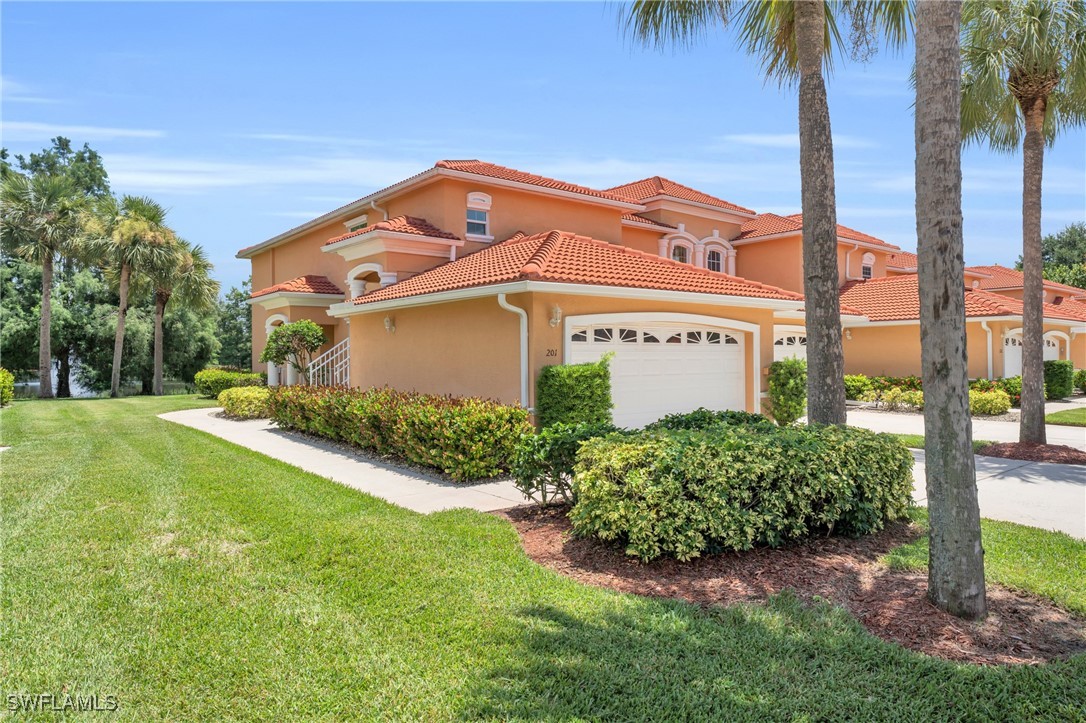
[909,450,1085,539]
[159,408,528,514]
[846,409,1086,451]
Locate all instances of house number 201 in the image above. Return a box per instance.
[546,349,557,357]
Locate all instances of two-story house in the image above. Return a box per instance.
[239,159,1086,425]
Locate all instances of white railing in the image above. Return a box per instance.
[305,338,350,387]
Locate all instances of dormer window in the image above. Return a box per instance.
[707,249,723,273]
[344,214,369,232]
[861,252,875,280]
[671,246,689,264]
[466,192,493,240]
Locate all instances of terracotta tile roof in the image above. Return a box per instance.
[887,251,918,269]
[966,264,1086,296]
[737,213,900,250]
[324,215,458,246]
[606,176,756,215]
[839,274,1086,322]
[621,213,677,230]
[1052,296,1086,319]
[352,230,804,306]
[251,275,343,299]
[436,160,637,205]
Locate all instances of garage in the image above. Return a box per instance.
[1004,333,1060,377]
[567,320,746,428]
[774,332,807,361]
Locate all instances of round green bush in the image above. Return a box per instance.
[195,368,263,399]
[1074,369,1086,394]
[968,388,1011,416]
[767,357,807,426]
[0,367,14,406]
[220,386,271,419]
[844,374,873,401]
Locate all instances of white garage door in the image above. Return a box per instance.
[774,333,807,362]
[1004,335,1060,377]
[568,322,745,428]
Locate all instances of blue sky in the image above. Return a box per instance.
[3,2,1084,292]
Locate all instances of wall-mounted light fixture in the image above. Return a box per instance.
[549,305,563,328]
[844,329,852,340]
[384,316,396,334]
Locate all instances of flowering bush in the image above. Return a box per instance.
[267,386,530,482]
[869,375,923,393]
[971,376,1021,407]
[844,374,874,400]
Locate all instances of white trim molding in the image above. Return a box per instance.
[346,263,397,298]
[249,292,343,311]
[322,229,465,262]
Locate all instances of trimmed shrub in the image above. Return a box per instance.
[535,356,613,428]
[844,374,873,401]
[644,407,775,432]
[969,388,1012,416]
[220,386,271,419]
[870,375,922,393]
[1075,369,1086,394]
[767,357,806,426]
[570,425,914,561]
[900,389,924,411]
[972,376,1022,407]
[512,422,622,505]
[194,369,263,399]
[1044,360,1074,400]
[0,367,13,406]
[268,386,531,482]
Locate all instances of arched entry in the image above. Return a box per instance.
[1002,330,1064,377]
[346,263,397,299]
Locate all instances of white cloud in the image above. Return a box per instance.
[1,76,60,105]
[716,133,878,150]
[237,132,381,147]
[1,120,164,141]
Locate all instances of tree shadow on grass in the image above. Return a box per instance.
[456,593,1086,722]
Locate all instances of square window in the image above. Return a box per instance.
[671,246,689,264]
[706,331,721,344]
[686,331,702,344]
[571,330,587,343]
[466,208,489,236]
[862,265,873,280]
[619,328,638,343]
[593,328,613,342]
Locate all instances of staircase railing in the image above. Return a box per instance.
[305,338,350,387]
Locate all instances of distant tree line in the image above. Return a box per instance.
[0,138,251,397]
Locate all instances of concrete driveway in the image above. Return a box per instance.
[909,450,1085,539]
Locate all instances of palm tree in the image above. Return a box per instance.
[623,0,909,425]
[141,240,219,395]
[0,174,82,398]
[84,195,178,397]
[915,0,987,621]
[961,0,1086,443]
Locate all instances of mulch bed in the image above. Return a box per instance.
[500,506,1086,666]
[976,442,1086,466]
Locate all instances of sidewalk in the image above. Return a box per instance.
[159,408,528,514]
[909,450,1086,539]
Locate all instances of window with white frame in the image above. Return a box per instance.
[707,249,723,272]
[671,245,689,264]
[861,252,875,280]
[344,214,369,232]
[466,192,492,239]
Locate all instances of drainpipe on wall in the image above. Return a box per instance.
[369,199,389,221]
[844,244,860,281]
[981,321,993,380]
[497,293,530,409]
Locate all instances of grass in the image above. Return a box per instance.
[889,432,995,454]
[1045,407,1086,427]
[2,396,1084,721]
[886,508,1086,615]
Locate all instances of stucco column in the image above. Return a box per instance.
[658,238,668,258]
[694,243,705,267]
[286,362,298,386]
[267,361,279,387]
[727,250,737,276]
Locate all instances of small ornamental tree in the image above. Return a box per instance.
[767,357,807,426]
[260,320,326,384]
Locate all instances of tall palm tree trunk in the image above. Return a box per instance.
[1019,98,1047,444]
[38,254,54,399]
[110,263,131,398]
[915,0,986,621]
[795,0,846,425]
[153,290,169,396]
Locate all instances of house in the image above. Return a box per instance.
[239,160,1086,426]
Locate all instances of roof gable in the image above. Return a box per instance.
[251,275,343,299]
[606,176,756,215]
[324,215,459,246]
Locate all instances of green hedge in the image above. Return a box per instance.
[511,422,621,504]
[1044,360,1074,400]
[844,374,873,401]
[1075,369,1086,394]
[268,386,531,482]
[535,356,613,428]
[220,386,271,419]
[195,369,264,399]
[971,376,1022,407]
[969,389,1011,416]
[644,407,775,432]
[870,375,922,393]
[0,367,13,406]
[767,357,806,426]
[569,424,914,561]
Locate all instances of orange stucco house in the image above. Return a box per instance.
[238,160,1086,426]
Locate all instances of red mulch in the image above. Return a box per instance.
[500,506,1086,666]
[976,442,1086,465]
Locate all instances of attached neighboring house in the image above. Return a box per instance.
[239,159,1086,425]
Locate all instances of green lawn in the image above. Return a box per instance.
[1045,407,1086,427]
[888,432,996,454]
[2,397,1084,721]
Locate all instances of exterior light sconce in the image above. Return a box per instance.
[384,316,396,334]
[845,330,852,340]
[549,305,563,328]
